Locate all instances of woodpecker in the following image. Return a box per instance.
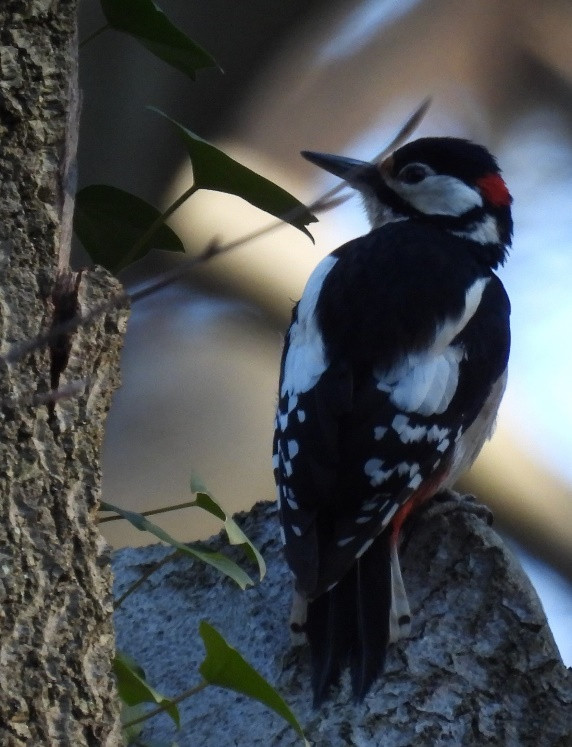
[272,137,512,705]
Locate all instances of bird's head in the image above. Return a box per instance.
[302,137,513,266]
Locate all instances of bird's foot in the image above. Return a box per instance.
[401,489,493,551]
[424,489,494,525]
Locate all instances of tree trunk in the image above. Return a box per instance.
[0,3,124,744]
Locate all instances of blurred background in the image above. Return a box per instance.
[78,0,572,664]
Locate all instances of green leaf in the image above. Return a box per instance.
[114,651,180,728]
[189,473,207,494]
[100,0,218,79]
[152,108,317,239]
[74,185,184,273]
[100,501,254,589]
[191,488,266,581]
[199,622,308,745]
[120,703,145,743]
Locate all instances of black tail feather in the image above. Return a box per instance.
[350,531,392,700]
[305,532,392,705]
[306,570,355,706]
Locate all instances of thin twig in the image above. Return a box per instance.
[98,499,199,523]
[121,184,200,268]
[121,679,209,730]
[114,549,180,609]
[307,96,432,213]
[79,24,110,49]
[1,99,430,369]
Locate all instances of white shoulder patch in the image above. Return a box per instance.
[381,345,464,416]
[431,277,489,353]
[376,277,488,416]
[281,255,338,397]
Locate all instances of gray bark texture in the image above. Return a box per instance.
[0,2,124,744]
[113,498,572,746]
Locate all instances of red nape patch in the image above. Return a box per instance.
[476,173,511,207]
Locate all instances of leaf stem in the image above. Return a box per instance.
[121,183,200,267]
[121,680,209,729]
[79,24,110,49]
[114,550,180,609]
[98,499,198,523]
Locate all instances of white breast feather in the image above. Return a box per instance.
[445,369,508,484]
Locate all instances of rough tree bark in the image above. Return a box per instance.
[0,2,124,744]
[113,499,572,746]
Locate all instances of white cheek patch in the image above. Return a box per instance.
[281,255,338,397]
[389,174,483,216]
[361,173,482,226]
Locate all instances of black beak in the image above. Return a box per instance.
[301,151,377,187]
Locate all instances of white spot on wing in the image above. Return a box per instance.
[364,458,395,487]
[291,524,302,537]
[427,425,449,443]
[356,538,374,558]
[362,497,381,511]
[437,438,450,453]
[380,502,399,527]
[297,409,306,422]
[397,461,419,477]
[374,426,388,440]
[337,535,355,547]
[286,492,299,510]
[281,255,338,396]
[287,440,299,459]
[391,414,408,432]
[392,414,428,442]
[409,473,423,490]
[287,394,298,413]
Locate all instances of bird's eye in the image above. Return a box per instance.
[398,163,430,184]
